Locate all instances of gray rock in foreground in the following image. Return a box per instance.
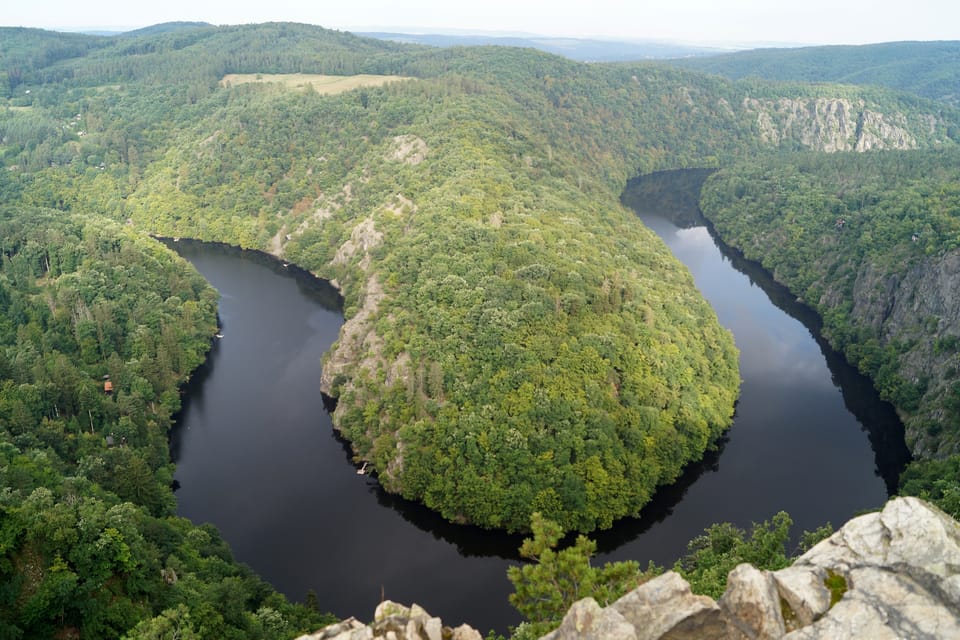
[295,600,482,640]
[543,497,960,640]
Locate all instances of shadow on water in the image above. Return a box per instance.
[325,420,527,560]
[622,169,911,497]
[160,237,344,310]
[160,178,913,631]
[592,436,728,554]
[706,224,911,495]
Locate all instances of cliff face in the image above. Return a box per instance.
[743,97,920,152]
[844,250,960,455]
[699,151,960,461]
[543,497,960,640]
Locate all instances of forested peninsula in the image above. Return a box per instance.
[2,22,960,638]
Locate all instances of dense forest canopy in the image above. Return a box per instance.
[3,22,960,638]
[0,209,333,638]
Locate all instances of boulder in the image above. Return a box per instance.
[533,497,960,640]
[299,602,482,640]
[541,597,637,640]
[720,564,785,639]
[611,571,730,640]
[771,565,831,628]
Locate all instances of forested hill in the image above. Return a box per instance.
[0,208,334,637]
[669,40,960,107]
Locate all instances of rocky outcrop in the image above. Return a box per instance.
[742,97,917,152]
[386,134,428,165]
[295,601,482,640]
[543,497,960,640]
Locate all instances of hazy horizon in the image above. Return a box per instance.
[3,0,957,48]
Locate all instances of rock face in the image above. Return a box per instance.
[842,248,960,456]
[742,97,917,153]
[543,497,960,640]
[296,600,483,640]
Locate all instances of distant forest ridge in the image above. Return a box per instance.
[669,40,960,107]
[357,32,728,62]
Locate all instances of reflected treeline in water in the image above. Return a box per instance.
[701,219,911,495]
[163,180,911,633]
[327,424,526,560]
[622,169,911,496]
[168,336,220,466]
[161,237,344,311]
[621,168,716,227]
[591,436,728,554]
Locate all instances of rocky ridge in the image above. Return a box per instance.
[295,601,483,640]
[545,497,960,640]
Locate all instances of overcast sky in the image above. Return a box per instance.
[4,0,958,46]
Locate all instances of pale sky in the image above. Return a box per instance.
[4,0,958,46]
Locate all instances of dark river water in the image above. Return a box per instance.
[168,170,909,634]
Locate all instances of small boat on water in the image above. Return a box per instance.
[357,462,368,475]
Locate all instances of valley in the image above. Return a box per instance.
[1,22,958,639]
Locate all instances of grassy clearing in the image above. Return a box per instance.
[219,73,413,94]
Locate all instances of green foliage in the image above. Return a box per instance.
[675,512,793,599]
[5,23,958,535]
[5,22,960,634]
[797,523,834,554]
[824,570,848,608]
[507,513,656,637]
[0,208,333,638]
[899,456,960,519]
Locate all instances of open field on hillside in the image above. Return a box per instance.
[219,73,412,93]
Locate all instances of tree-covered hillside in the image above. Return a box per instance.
[0,209,332,638]
[670,40,960,108]
[699,150,960,516]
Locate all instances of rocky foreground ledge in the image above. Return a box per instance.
[299,497,960,640]
[547,497,960,640]
[295,601,484,640]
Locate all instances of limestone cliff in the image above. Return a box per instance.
[742,97,921,153]
[543,497,960,640]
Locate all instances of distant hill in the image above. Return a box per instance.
[119,21,214,37]
[359,31,726,62]
[670,40,960,107]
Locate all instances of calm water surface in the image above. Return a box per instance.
[168,173,908,633]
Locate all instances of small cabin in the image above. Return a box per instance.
[104,380,114,394]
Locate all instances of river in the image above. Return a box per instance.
[167,171,909,634]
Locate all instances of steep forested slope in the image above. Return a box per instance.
[670,40,960,107]
[699,150,960,515]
